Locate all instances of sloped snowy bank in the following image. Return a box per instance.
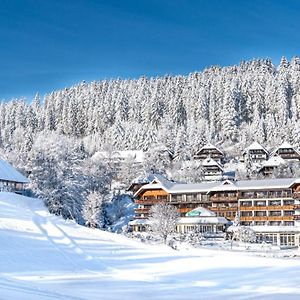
[1,192,300,299]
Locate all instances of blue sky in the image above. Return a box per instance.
[1,0,300,100]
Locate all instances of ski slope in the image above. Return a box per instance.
[1,192,300,300]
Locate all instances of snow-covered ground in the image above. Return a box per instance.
[1,192,300,299]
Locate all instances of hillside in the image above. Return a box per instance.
[1,192,300,299]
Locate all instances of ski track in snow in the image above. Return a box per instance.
[1,192,300,299]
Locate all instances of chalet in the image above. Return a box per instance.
[243,141,269,164]
[0,159,29,194]
[92,150,145,171]
[259,155,286,176]
[132,175,300,246]
[202,157,224,180]
[194,143,224,162]
[271,142,300,162]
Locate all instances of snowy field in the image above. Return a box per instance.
[1,193,300,299]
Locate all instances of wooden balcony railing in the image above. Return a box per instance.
[239,193,293,199]
[178,208,192,213]
[240,216,294,221]
[134,208,149,214]
[210,206,237,211]
[240,205,294,211]
[210,197,238,202]
[135,199,165,205]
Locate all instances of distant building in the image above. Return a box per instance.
[92,150,145,171]
[194,143,224,162]
[271,142,300,162]
[177,207,229,233]
[0,159,29,194]
[259,155,286,176]
[243,141,269,164]
[202,157,224,180]
[132,174,300,246]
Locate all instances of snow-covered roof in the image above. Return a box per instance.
[198,143,224,154]
[202,157,223,170]
[185,207,216,217]
[243,141,268,154]
[93,150,145,163]
[0,159,29,183]
[130,173,156,185]
[208,180,238,192]
[134,175,300,196]
[271,142,300,156]
[177,216,229,225]
[261,156,286,168]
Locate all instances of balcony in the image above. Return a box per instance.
[210,206,237,211]
[178,208,192,214]
[240,205,294,211]
[134,208,149,214]
[210,196,238,202]
[239,192,293,199]
[240,216,294,222]
[294,215,300,221]
[135,199,166,205]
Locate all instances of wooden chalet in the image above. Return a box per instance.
[0,159,29,194]
[194,143,224,162]
[259,155,286,176]
[271,142,300,161]
[202,157,224,180]
[243,141,269,164]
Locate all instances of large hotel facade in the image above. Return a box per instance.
[131,174,300,246]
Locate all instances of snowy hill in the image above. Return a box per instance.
[1,192,300,299]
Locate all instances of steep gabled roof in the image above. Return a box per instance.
[202,157,224,171]
[271,142,300,157]
[261,155,286,168]
[197,143,224,155]
[0,159,29,183]
[243,141,268,155]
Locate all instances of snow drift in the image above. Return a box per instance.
[1,192,300,299]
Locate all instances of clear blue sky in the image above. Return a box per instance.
[1,0,300,100]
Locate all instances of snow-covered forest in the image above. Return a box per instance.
[1,56,300,223]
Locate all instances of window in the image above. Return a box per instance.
[255,211,267,217]
[240,201,252,206]
[254,201,266,206]
[283,200,294,206]
[280,234,295,246]
[269,211,281,216]
[241,211,252,217]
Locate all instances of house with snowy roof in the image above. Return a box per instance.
[0,159,29,194]
[270,142,300,162]
[243,141,269,164]
[202,157,224,180]
[92,150,145,171]
[259,155,286,176]
[194,143,224,162]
